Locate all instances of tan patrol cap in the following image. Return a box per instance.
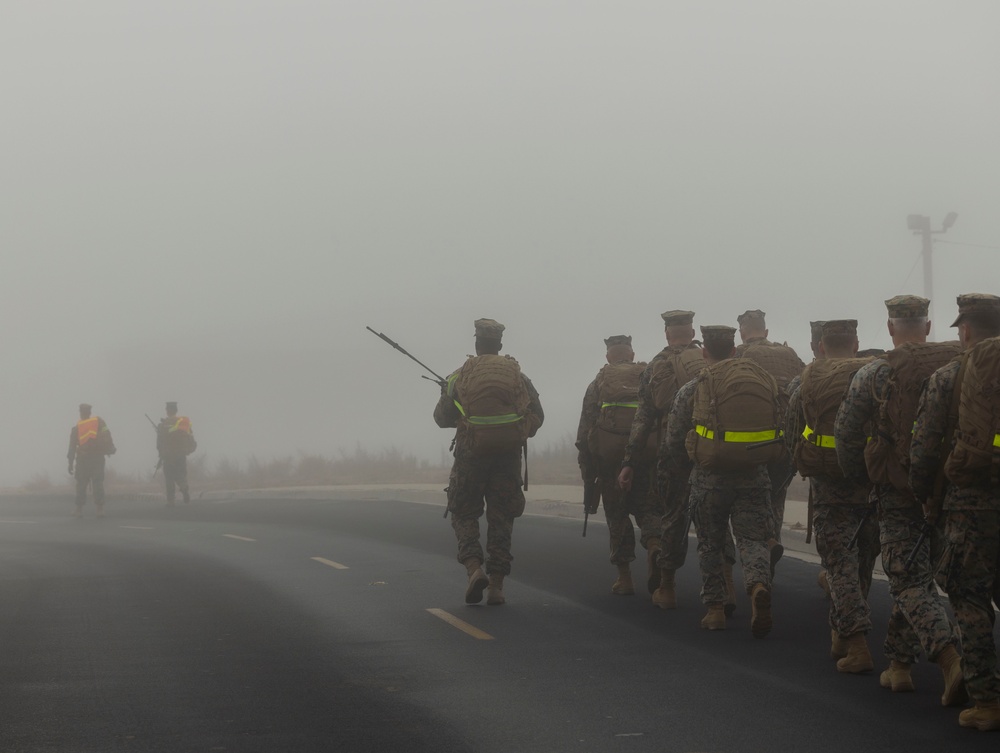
[950,293,1000,327]
[737,309,766,326]
[700,325,737,344]
[821,319,858,337]
[810,320,827,343]
[661,310,694,326]
[884,295,929,318]
[604,335,632,348]
[474,318,505,340]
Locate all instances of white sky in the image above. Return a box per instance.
[2,1,999,485]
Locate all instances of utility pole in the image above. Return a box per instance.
[907,212,958,340]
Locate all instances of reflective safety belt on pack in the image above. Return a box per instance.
[694,425,780,443]
[601,402,638,409]
[449,374,523,426]
[802,425,836,448]
[993,434,1000,448]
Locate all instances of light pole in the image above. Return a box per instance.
[907,212,958,340]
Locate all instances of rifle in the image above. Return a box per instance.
[145,414,163,477]
[582,478,600,537]
[904,519,935,571]
[745,435,785,451]
[366,326,448,387]
[848,487,879,550]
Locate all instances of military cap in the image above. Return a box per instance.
[821,319,858,337]
[661,310,694,326]
[737,309,766,326]
[79,403,92,412]
[809,320,827,343]
[884,295,929,319]
[474,318,505,340]
[950,293,1000,327]
[166,401,178,412]
[604,335,632,349]
[700,325,737,344]
[857,348,886,358]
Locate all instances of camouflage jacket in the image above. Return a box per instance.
[834,358,887,479]
[663,376,770,490]
[574,378,600,469]
[910,360,998,511]
[622,343,700,466]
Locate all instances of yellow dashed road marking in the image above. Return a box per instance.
[311,557,349,570]
[222,534,256,542]
[426,608,494,640]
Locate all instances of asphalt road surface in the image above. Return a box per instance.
[0,490,997,753]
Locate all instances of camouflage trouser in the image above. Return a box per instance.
[813,503,879,637]
[767,456,794,543]
[163,455,189,501]
[692,484,773,605]
[448,452,526,577]
[941,509,1000,703]
[597,462,660,565]
[74,453,106,508]
[880,503,958,663]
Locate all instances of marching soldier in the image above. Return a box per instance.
[157,401,197,506]
[67,403,116,517]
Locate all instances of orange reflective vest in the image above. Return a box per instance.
[77,417,99,447]
[168,416,192,434]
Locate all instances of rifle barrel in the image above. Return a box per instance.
[366,326,448,384]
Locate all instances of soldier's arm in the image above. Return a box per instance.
[622,366,656,466]
[67,426,77,463]
[99,418,116,455]
[834,362,883,478]
[521,374,544,436]
[663,379,697,463]
[785,383,804,457]
[433,372,461,429]
[575,380,599,470]
[909,368,952,501]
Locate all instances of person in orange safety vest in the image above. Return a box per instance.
[156,401,197,506]
[67,403,116,517]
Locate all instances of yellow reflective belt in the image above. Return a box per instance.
[695,425,778,443]
[601,402,638,409]
[993,434,1000,448]
[468,414,522,426]
[802,425,836,448]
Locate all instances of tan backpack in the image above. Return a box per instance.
[650,346,707,411]
[587,361,646,467]
[794,357,871,478]
[451,354,532,456]
[945,337,1000,487]
[684,359,783,471]
[864,341,962,490]
[739,341,805,410]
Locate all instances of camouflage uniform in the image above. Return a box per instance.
[157,404,195,504]
[434,354,544,578]
[576,375,658,565]
[835,358,959,664]
[788,382,878,638]
[912,359,1000,705]
[664,378,773,605]
[67,409,115,512]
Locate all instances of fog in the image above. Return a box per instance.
[2,1,998,487]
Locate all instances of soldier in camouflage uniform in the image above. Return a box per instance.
[911,293,1000,730]
[787,320,879,673]
[575,335,656,596]
[736,309,805,569]
[67,403,116,518]
[834,295,965,706]
[434,319,544,606]
[662,325,775,637]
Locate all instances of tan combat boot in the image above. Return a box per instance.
[645,540,662,594]
[935,645,968,707]
[750,583,772,639]
[835,633,873,674]
[487,573,505,605]
[830,629,849,660]
[652,569,677,609]
[700,603,726,630]
[818,570,831,599]
[464,558,488,604]
[879,661,915,692]
[959,700,1000,731]
[723,562,737,617]
[612,564,635,595]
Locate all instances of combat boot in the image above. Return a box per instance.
[830,629,848,660]
[934,645,968,707]
[463,558,488,604]
[750,583,772,639]
[700,603,726,630]
[767,538,784,579]
[612,564,635,595]
[723,562,737,617]
[645,540,662,594]
[652,569,677,609]
[835,633,873,674]
[818,570,831,599]
[959,700,1000,731]
[487,574,505,605]
[879,661,915,692]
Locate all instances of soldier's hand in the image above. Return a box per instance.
[584,499,600,515]
[617,466,633,492]
[67,463,74,475]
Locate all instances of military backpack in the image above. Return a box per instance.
[450,354,533,456]
[864,341,962,490]
[685,358,783,471]
[588,361,646,468]
[794,357,871,478]
[945,336,1000,487]
[739,340,805,411]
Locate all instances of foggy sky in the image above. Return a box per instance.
[2,1,999,486]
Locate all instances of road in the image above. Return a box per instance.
[0,488,995,753]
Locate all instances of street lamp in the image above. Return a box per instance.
[907,212,958,340]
